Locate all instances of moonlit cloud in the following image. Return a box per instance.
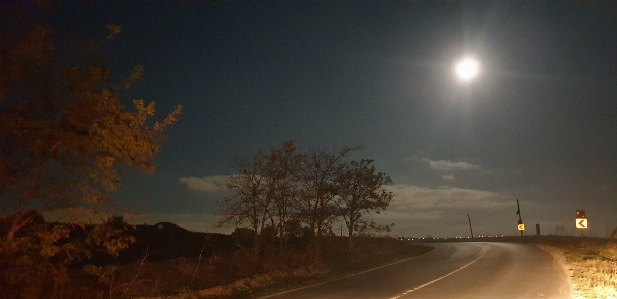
[386,184,509,210]
[374,210,444,221]
[442,174,456,182]
[369,184,520,238]
[421,158,481,171]
[179,176,229,193]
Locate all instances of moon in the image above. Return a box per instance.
[455,58,480,81]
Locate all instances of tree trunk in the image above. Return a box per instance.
[6,212,34,241]
[6,195,29,240]
[253,234,261,258]
[347,219,354,248]
[6,215,22,240]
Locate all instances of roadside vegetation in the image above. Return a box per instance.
[0,23,405,299]
[1,215,431,298]
[544,238,617,298]
[0,24,181,299]
[115,234,431,298]
[218,141,395,260]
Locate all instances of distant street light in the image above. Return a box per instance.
[455,58,480,81]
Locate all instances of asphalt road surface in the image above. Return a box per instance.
[263,242,569,299]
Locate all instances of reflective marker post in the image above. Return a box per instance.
[576,210,587,245]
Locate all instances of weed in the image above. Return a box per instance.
[547,240,617,298]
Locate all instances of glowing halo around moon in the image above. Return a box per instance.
[455,58,480,81]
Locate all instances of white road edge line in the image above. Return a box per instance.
[259,249,436,299]
[388,249,487,299]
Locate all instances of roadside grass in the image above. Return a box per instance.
[214,239,433,299]
[544,239,617,299]
[254,239,433,298]
[123,237,432,299]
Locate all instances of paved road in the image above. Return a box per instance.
[263,242,569,299]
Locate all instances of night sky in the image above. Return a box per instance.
[6,2,617,238]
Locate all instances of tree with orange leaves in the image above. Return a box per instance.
[0,24,182,297]
[0,25,181,239]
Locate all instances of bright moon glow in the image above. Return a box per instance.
[455,58,479,80]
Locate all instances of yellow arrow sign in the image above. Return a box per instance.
[576,218,588,229]
[517,224,525,231]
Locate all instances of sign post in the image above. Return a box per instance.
[576,210,587,245]
[516,199,523,237]
[468,213,474,240]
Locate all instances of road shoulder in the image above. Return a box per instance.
[538,244,580,299]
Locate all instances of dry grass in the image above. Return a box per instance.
[1,236,430,298]
[120,237,431,299]
[569,259,617,298]
[544,240,617,299]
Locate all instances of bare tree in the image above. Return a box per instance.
[219,141,303,253]
[219,143,394,254]
[298,147,358,241]
[218,152,270,256]
[333,159,393,247]
[264,141,303,249]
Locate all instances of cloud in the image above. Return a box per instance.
[374,183,521,237]
[421,158,481,171]
[385,184,508,210]
[442,174,456,182]
[179,176,229,193]
[373,210,444,221]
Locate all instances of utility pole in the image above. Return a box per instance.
[517,199,523,237]
[468,213,474,240]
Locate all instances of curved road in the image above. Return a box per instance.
[263,242,569,299]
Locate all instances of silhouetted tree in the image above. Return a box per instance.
[219,141,303,254]
[333,159,393,247]
[220,144,394,254]
[297,146,357,259]
[219,148,271,256]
